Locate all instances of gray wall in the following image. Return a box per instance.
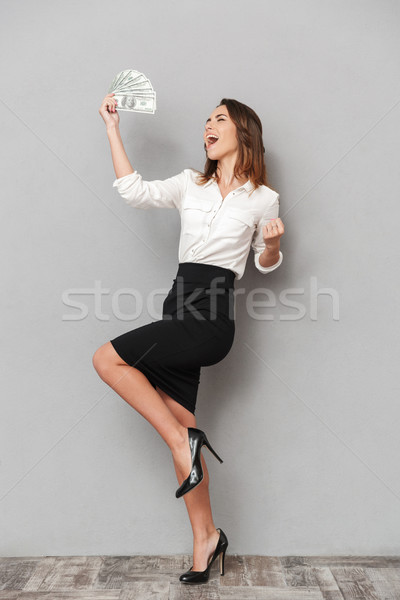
[1,0,399,556]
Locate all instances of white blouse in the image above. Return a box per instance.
[112,168,283,280]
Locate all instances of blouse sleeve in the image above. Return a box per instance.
[112,169,188,210]
[251,193,283,274]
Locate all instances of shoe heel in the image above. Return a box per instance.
[219,548,227,575]
[203,435,223,463]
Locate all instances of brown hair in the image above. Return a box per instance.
[193,98,271,192]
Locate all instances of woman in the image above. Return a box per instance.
[93,94,284,584]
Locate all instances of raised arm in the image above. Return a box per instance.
[99,92,187,209]
[99,92,134,178]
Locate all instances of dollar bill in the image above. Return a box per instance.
[112,93,156,113]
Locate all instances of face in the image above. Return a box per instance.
[203,105,238,160]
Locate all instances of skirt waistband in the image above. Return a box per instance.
[175,262,236,288]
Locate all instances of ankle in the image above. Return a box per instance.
[194,526,218,542]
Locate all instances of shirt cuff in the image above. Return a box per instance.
[112,170,138,187]
[255,250,283,273]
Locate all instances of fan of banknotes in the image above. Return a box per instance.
[108,69,157,114]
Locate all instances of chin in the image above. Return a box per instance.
[206,149,220,159]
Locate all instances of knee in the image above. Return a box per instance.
[92,343,114,380]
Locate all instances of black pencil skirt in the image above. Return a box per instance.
[109,262,236,415]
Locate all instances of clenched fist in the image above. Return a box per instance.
[262,217,284,249]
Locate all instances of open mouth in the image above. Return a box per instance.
[206,135,219,147]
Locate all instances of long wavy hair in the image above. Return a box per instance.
[193,98,272,192]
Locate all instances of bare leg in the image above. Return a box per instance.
[92,342,193,480]
[156,387,221,572]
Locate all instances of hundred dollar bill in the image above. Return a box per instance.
[119,89,155,97]
[114,81,153,94]
[112,93,156,113]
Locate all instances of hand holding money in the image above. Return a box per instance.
[99,93,120,128]
[107,69,157,114]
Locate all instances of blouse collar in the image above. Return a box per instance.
[204,176,254,193]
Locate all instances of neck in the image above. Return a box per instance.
[216,153,248,188]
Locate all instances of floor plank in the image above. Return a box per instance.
[364,567,400,600]
[0,592,21,599]
[23,558,57,592]
[311,566,344,599]
[94,555,187,589]
[33,556,104,591]
[170,583,324,599]
[329,566,380,600]
[10,594,119,599]
[119,578,170,599]
[0,558,42,591]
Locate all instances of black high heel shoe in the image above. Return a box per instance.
[175,427,223,499]
[179,527,228,584]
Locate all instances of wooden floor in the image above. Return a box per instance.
[1,555,400,599]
